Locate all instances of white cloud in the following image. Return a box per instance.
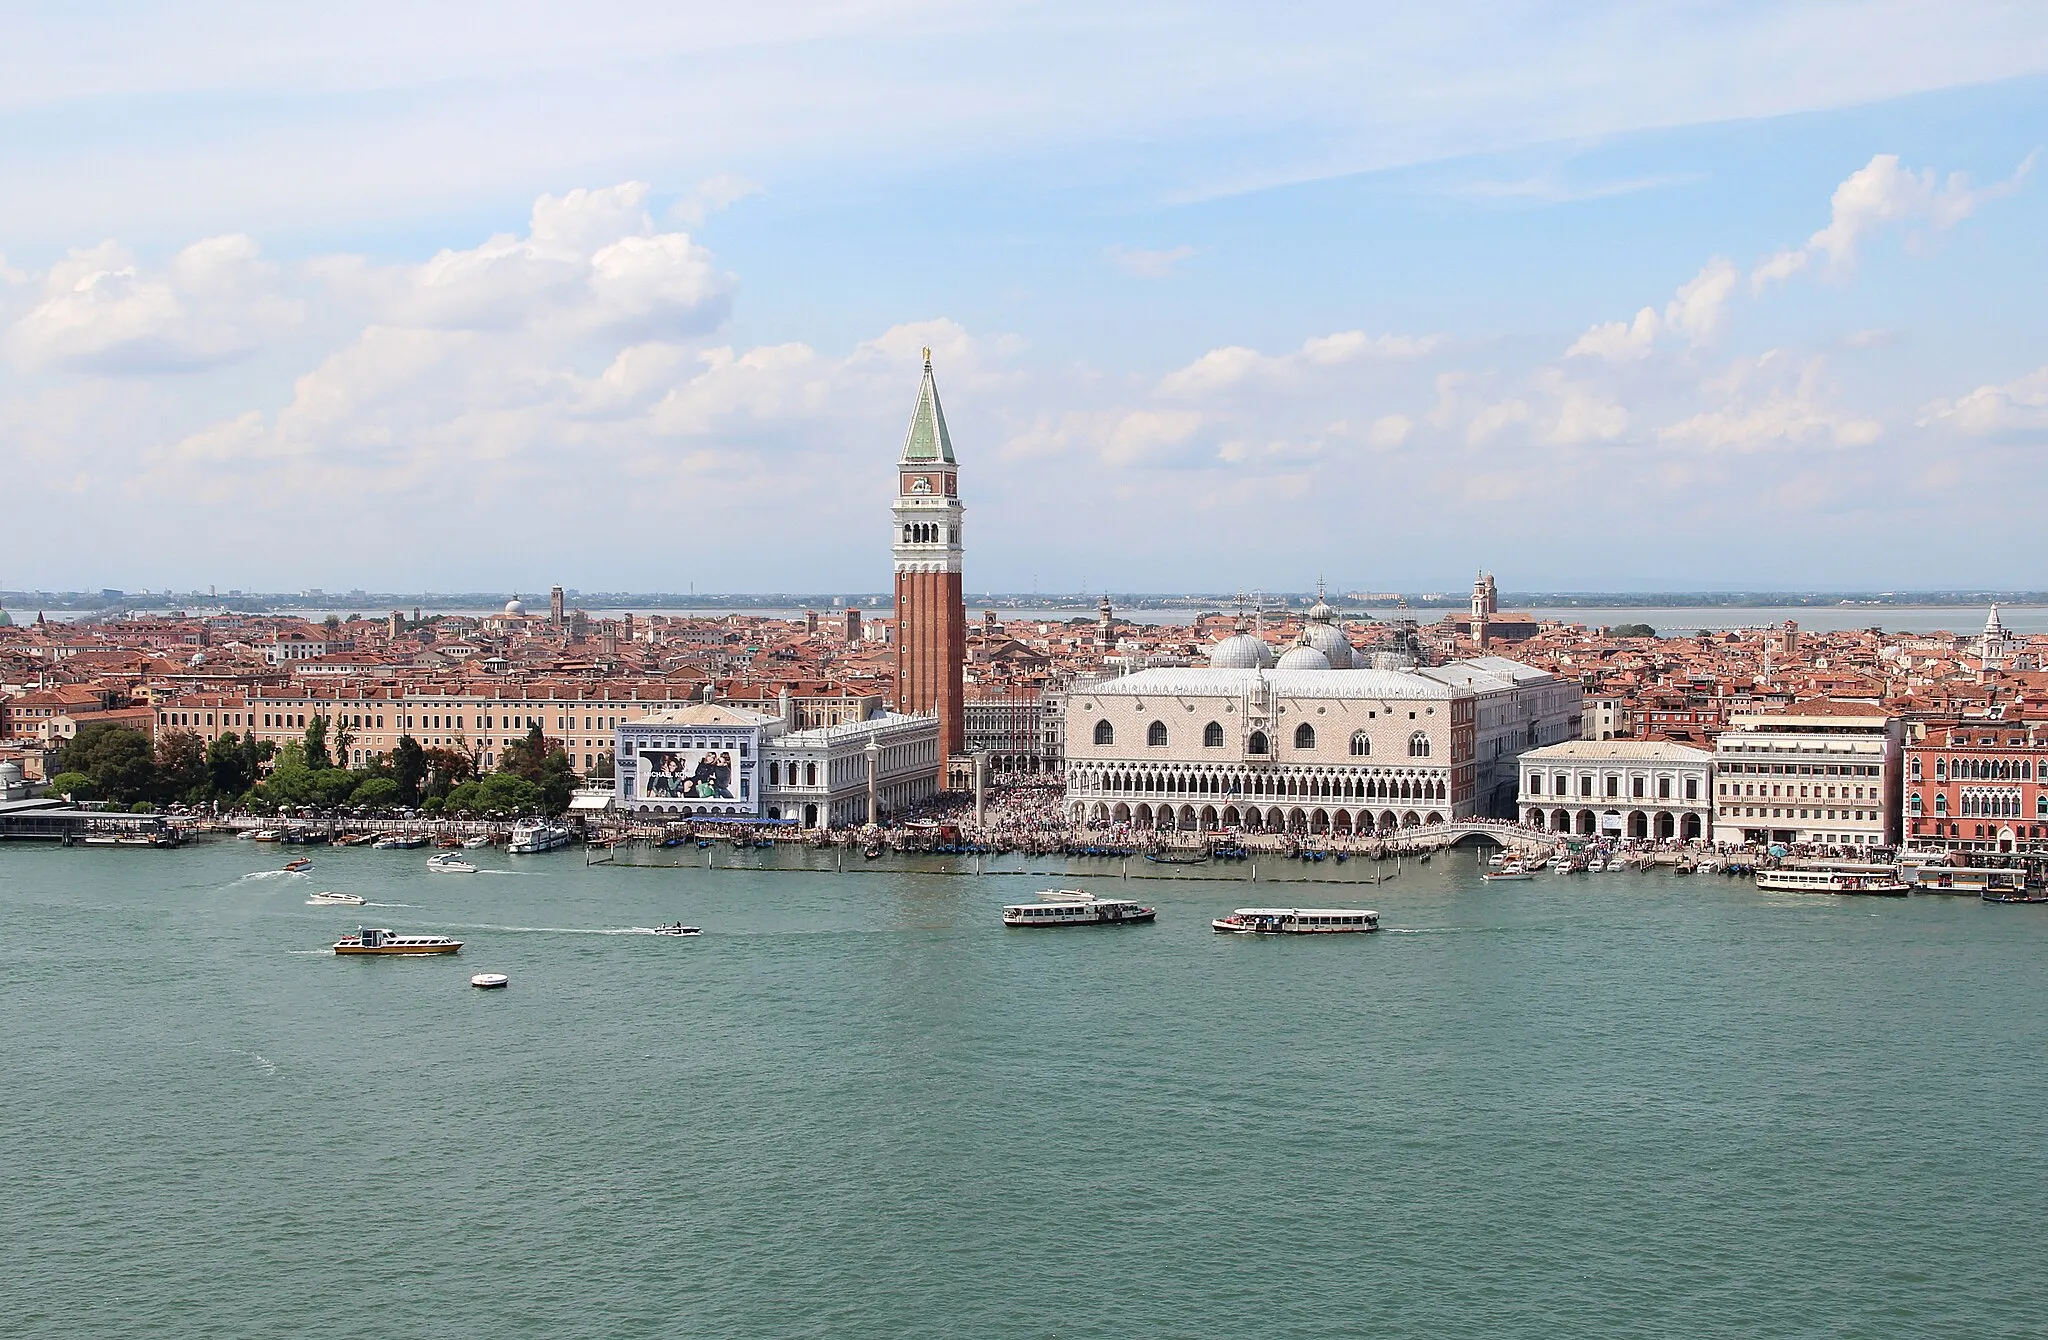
[1104,245,1198,279]
[1919,365,2048,436]
[1754,151,2036,287]
[669,174,765,227]
[1657,351,1881,452]
[1157,329,1440,396]
[1567,258,1736,360]
[6,234,300,373]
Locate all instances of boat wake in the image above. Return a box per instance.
[236,870,304,883]
[284,949,329,956]
[226,1047,278,1076]
[447,923,659,936]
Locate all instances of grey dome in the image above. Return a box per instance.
[1275,643,1333,671]
[1370,650,1416,671]
[1299,622,1354,669]
[1209,633,1275,670]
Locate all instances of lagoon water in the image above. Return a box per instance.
[8,840,2048,1338]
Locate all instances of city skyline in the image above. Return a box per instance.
[3,6,2046,593]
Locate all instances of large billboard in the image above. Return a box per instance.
[638,746,741,802]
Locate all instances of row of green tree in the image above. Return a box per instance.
[48,718,585,815]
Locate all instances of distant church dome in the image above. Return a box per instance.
[1209,632,1275,670]
[1371,650,1417,671]
[1276,643,1334,672]
[504,597,527,616]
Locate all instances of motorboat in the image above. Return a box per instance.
[250,830,281,842]
[372,834,430,850]
[282,857,313,873]
[462,835,492,849]
[1002,890,1155,927]
[1212,908,1380,934]
[508,818,574,854]
[1982,889,2048,904]
[1482,869,1534,883]
[863,845,883,860]
[650,923,702,937]
[333,927,462,955]
[307,891,367,906]
[470,973,510,989]
[427,852,479,874]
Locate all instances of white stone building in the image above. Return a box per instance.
[1518,740,1714,841]
[1712,701,1902,849]
[1418,655,1583,817]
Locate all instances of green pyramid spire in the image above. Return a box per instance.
[900,347,955,464]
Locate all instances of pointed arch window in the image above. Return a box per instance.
[1147,720,1168,747]
[1203,721,1224,748]
[1294,723,1315,750]
[1093,720,1115,747]
[1248,730,1269,755]
[1408,731,1430,758]
[1350,732,1370,757]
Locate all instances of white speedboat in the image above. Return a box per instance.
[427,852,478,874]
[462,835,492,849]
[470,973,509,989]
[1002,890,1155,926]
[508,819,574,854]
[650,923,702,937]
[1211,908,1379,934]
[1482,869,1533,883]
[307,891,368,906]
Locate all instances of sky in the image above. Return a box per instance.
[3,1,2046,597]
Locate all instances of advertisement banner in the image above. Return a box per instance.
[639,747,742,802]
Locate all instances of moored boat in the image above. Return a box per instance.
[1755,861,1908,896]
[1211,907,1380,934]
[508,819,574,854]
[333,927,462,955]
[372,833,430,850]
[1003,890,1155,927]
[1482,869,1533,882]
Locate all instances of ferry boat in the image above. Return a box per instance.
[307,891,367,906]
[1755,862,1908,897]
[508,819,574,854]
[1002,890,1156,927]
[1211,907,1380,934]
[333,927,462,955]
[1901,863,2026,896]
[426,852,478,874]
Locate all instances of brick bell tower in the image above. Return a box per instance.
[892,348,966,780]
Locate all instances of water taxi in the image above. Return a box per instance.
[1755,862,1908,896]
[508,819,574,854]
[427,852,478,874]
[1002,890,1156,927]
[307,891,367,906]
[333,927,462,955]
[1211,907,1380,934]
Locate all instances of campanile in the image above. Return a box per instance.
[891,348,966,778]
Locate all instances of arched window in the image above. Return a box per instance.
[2038,794,2047,819]
[1935,793,1947,814]
[1408,731,1430,758]
[1294,723,1315,750]
[1908,793,1921,815]
[805,763,818,786]
[1203,721,1224,748]
[1248,730,1269,755]
[1093,719,1115,747]
[1350,732,1370,757]
[768,762,780,784]
[1147,721,1168,747]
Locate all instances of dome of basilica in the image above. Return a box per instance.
[1298,621,1354,669]
[1208,632,1275,670]
[504,597,527,615]
[1275,643,1334,672]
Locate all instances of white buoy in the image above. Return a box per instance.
[470,973,509,990]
